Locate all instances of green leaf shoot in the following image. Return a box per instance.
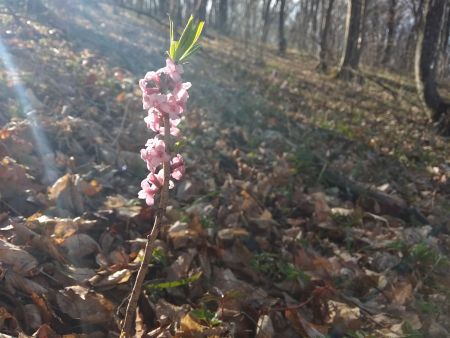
[144,271,202,290]
[168,15,204,62]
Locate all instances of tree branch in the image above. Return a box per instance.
[120,114,171,338]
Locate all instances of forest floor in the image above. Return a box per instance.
[0,1,449,337]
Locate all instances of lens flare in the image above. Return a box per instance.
[0,36,59,183]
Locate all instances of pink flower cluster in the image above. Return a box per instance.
[138,59,189,206]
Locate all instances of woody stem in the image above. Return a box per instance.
[120,114,171,337]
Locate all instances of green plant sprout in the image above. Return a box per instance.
[169,15,204,62]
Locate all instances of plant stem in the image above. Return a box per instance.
[120,114,171,338]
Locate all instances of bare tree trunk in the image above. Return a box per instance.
[196,0,208,21]
[354,0,368,65]
[403,0,425,72]
[261,0,274,45]
[259,0,274,61]
[208,0,215,24]
[298,0,309,50]
[437,1,450,77]
[218,0,228,34]
[311,0,320,54]
[415,0,450,135]
[336,0,363,80]
[278,0,287,55]
[318,0,335,71]
[381,0,397,65]
[158,0,167,15]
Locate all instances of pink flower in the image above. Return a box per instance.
[139,71,161,95]
[148,170,174,190]
[171,154,185,180]
[158,94,184,116]
[173,82,191,108]
[138,58,189,205]
[144,108,162,132]
[142,93,166,110]
[144,109,181,136]
[143,92,185,118]
[138,178,158,206]
[159,58,184,83]
[147,170,164,188]
[138,170,173,206]
[140,137,170,172]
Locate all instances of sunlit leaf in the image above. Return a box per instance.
[168,15,204,62]
[145,271,202,290]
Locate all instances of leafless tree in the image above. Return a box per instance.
[415,0,450,135]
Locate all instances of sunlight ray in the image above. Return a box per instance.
[0,36,59,183]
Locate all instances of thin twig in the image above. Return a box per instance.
[120,115,171,337]
[112,99,130,147]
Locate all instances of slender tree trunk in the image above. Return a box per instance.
[354,0,368,65]
[306,0,314,52]
[336,0,363,80]
[415,0,450,135]
[278,0,287,55]
[381,0,397,66]
[403,0,425,72]
[318,0,335,71]
[218,0,228,34]
[158,0,167,15]
[197,0,208,21]
[259,0,274,61]
[311,0,320,53]
[261,0,273,45]
[437,2,450,77]
[298,0,308,50]
[208,0,214,24]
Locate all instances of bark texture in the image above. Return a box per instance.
[336,0,363,80]
[197,0,208,21]
[218,0,228,34]
[382,0,397,65]
[415,0,450,135]
[278,0,287,55]
[318,0,335,71]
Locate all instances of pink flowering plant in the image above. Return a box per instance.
[121,16,204,338]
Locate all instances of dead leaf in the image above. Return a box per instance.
[387,280,413,306]
[13,222,66,264]
[175,312,223,338]
[285,308,326,338]
[48,174,85,215]
[61,233,100,259]
[249,209,280,231]
[217,227,249,244]
[89,269,132,287]
[103,195,141,219]
[33,323,59,338]
[23,303,42,332]
[4,270,47,294]
[256,314,274,338]
[166,249,197,281]
[56,285,114,325]
[312,192,331,224]
[65,266,97,283]
[0,239,38,276]
[78,179,102,196]
[31,292,53,323]
[0,307,18,334]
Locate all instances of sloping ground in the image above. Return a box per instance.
[0,1,449,337]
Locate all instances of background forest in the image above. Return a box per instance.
[0,0,449,337]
